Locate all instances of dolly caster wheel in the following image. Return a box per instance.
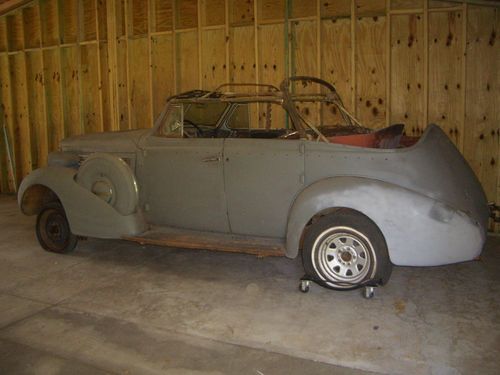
[299,279,311,293]
[363,286,375,299]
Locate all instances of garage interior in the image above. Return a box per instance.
[0,0,499,374]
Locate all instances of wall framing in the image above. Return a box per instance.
[0,0,498,229]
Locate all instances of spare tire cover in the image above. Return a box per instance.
[76,153,138,215]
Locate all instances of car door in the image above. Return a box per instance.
[136,103,230,233]
[222,103,305,238]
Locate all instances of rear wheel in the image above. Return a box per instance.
[36,203,78,254]
[302,210,392,290]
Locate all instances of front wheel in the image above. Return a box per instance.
[302,209,392,290]
[36,203,78,254]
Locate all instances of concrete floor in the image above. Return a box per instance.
[0,195,499,375]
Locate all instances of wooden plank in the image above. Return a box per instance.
[428,11,464,148]
[321,17,353,125]
[390,13,425,136]
[229,25,256,84]
[153,0,173,32]
[25,50,48,169]
[124,226,286,257]
[80,44,102,133]
[0,54,15,191]
[40,0,59,47]
[105,0,119,132]
[176,0,198,29]
[355,16,387,129]
[151,34,174,120]
[201,0,225,26]
[59,0,78,44]
[176,31,199,92]
[201,28,226,90]
[258,23,284,88]
[116,38,130,130]
[6,12,24,51]
[229,0,254,26]
[60,46,81,137]
[322,0,351,19]
[390,0,423,10]
[259,0,284,22]
[116,0,127,37]
[9,53,31,183]
[42,49,64,152]
[81,0,97,41]
[463,6,498,203]
[128,37,152,128]
[429,1,458,9]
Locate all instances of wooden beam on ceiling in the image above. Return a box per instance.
[0,0,33,16]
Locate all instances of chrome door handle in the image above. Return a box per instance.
[202,155,221,162]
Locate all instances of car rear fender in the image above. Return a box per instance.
[285,176,485,266]
[18,167,147,238]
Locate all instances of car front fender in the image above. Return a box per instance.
[18,167,147,239]
[285,176,485,266]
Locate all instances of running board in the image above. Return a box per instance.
[124,226,286,257]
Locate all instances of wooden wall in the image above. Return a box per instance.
[0,0,498,227]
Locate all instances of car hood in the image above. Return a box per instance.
[60,129,150,153]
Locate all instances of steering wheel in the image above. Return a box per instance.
[183,119,204,137]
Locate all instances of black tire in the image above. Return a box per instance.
[36,203,78,254]
[302,209,392,290]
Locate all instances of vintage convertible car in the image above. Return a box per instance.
[18,76,489,294]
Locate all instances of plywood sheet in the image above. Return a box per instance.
[22,5,41,48]
[7,13,24,51]
[116,39,129,130]
[291,20,318,124]
[202,0,225,26]
[176,0,198,29]
[60,0,78,44]
[322,0,351,19]
[258,23,284,88]
[25,51,48,169]
[81,44,102,133]
[230,0,254,26]
[176,31,199,92]
[153,0,173,32]
[390,0,423,10]
[43,49,63,152]
[390,14,424,136]
[60,46,81,137]
[130,0,148,36]
[463,6,499,202]
[151,34,174,119]
[40,0,59,46]
[259,0,284,22]
[321,18,353,126]
[82,0,97,41]
[229,26,255,84]
[291,0,316,19]
[355,16,387,129]
[99,42,113,131]
[0,54,15,190]
[201,28,226,90]
[9,53,31,182]
[129,38,152,128]
[428,11,464,148]
[355,0,386,16]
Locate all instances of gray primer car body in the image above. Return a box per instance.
[18,78,488,267]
